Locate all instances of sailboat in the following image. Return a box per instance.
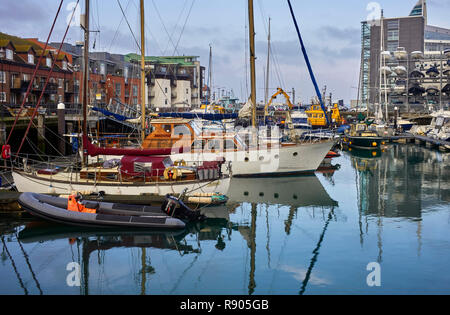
[11,0,231,196]
[83,0,335,177]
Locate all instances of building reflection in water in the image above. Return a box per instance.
[349,144,450,261]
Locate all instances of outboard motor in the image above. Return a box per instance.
[162,194,206,222]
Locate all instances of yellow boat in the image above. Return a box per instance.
[306,103,344,128]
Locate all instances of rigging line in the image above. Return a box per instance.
[151,0,180,56]
[162,0,189,56]
[15,233,44,295]
[117,0,141,51]
[172,0,196,56]
[16,0,80,158]
[299,208,334,295]
[108,0,132,52]
[1,237,28,295]
[6,0,65,145]
[256,0,284,89]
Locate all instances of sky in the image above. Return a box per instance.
[1,0,449,104]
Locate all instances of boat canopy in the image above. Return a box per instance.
[158,112,238,121]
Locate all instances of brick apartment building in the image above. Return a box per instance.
[0,33,73,110]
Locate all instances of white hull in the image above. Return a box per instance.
[172,140,334,177]
[12,171,231,196]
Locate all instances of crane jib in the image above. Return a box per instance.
[286,0,331,126]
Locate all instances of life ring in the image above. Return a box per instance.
[174,160,187,167]
[164,167,182,180]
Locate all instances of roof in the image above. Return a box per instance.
[14,45,35,53]
[0,33,42,51]
[124,54,199,66]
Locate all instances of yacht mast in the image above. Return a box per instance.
[264,17,271,106]
[82,0,90,166]
[140,0,146,144]
[248,0,257,128]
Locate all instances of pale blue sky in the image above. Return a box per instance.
[1,0,449,103]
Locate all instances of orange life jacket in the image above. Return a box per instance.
[67,195,97,214]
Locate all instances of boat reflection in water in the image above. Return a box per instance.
[226,175,338,208]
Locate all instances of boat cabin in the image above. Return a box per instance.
[142,118,248,153]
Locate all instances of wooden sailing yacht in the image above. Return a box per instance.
[84,0,335,177]
[12,0,231,195]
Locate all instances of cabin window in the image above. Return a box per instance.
[134,162,152,173]
[206,139,221,151]
[224,139,237,150]
[192,139,206,150]
[162,125,172,133]
[174,124,191,138]
[28,54,34,64]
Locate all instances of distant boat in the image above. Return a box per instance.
[426,66,439,77]
[444,49,450,58]
[411,51,423,60]
[397,119,415,131]
[426,86,439,95]
[394,47,407,60]
[380,66,392,76]
[393,66,407,75]
[342,123,384,150]
[381,51,392,61]
[393,85,406,94]
[409,84,425,95]
[442,84,450,95]
[410,70,425,78]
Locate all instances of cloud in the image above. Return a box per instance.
[279,265,331,286]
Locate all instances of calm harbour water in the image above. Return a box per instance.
[0,144,449,295]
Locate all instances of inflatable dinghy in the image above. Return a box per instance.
[17,192,203,229]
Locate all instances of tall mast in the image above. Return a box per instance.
[140,0,146,144]
[264,17,271,105]
[208,44,212,105]
[82,0,90,166]
[248,0,257,128]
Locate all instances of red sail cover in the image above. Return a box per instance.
[83,135,189,157]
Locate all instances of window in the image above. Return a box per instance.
[46,57,52,67]
[115,83,121,97]
[0,92,6,102]
[28,54,34,64]
[0,71,5,84]
[62,60,67,70]
[132,85,138,97]
[6,49,13,60]
[387,20,399,30]
[387,30,399,41]
[186,88,189,94]
[58,79,64,89]
[100,63,106,75]
[23,74,30,82]
[387,42,398,52]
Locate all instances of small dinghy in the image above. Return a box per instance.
[18,192,205,229]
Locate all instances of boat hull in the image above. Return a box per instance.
[12,171,231,196]
[171,140,335,177]
[18,192,185,229]
[344,136,383,149]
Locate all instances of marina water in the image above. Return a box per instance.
[0,144,448,295]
